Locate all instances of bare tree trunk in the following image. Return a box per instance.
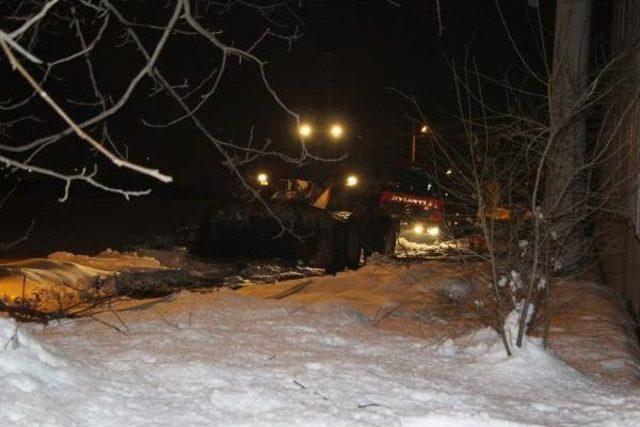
[545,0,593,271]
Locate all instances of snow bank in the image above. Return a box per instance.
[396,237,469,257]
[48,249,161,271]
[4,290,635,426]
[1,257,639,425]
[0,317,75,423]
[402,414,525,427]
[544,279,640,387]
[0,248,326,313]
[240,260,640,387]
[0,318,67,381]
[0,258,112,311]
[0,250,163,311]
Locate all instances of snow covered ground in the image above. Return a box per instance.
[1,253,640,425]
[396,237,471,258]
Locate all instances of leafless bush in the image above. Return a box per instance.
[399,1,640,355]
[0,0,322,240]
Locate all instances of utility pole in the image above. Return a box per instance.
[411,123,430,163]
[545,0,592,266]
[411,130,416,163]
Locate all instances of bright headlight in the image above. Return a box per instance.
[330,124,344,139]
[257,173,269,186]
[427,226,440,237]
[299,123,312,137]
[346,175,359,187]
[413,224,424,235]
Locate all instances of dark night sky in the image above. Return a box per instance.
[2,0,561,196]
[1,0,616,255]
[160,0,555,185]
[209,0,552,151]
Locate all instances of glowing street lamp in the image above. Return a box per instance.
[412,122,432,163]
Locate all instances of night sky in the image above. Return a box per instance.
[0,0,614,255]
[2,1,560,196]
[201,0,554,171]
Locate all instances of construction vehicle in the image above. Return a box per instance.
[191,167,397,272]
[190,163,474,270]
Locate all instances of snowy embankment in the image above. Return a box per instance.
[1,254,640,425]
[0,249,325,313]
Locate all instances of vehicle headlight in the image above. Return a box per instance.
[346,174,359,187]
[413,224,424,235]
[427,226,440,237]
[257,173,269,186]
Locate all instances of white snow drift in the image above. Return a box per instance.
[1,255,639,426]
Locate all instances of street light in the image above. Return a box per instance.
[412,123,432,163]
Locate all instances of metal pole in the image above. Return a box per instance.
[411,129,416,163]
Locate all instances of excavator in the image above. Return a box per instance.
[191,163,460,271]
[191,167,397,272]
